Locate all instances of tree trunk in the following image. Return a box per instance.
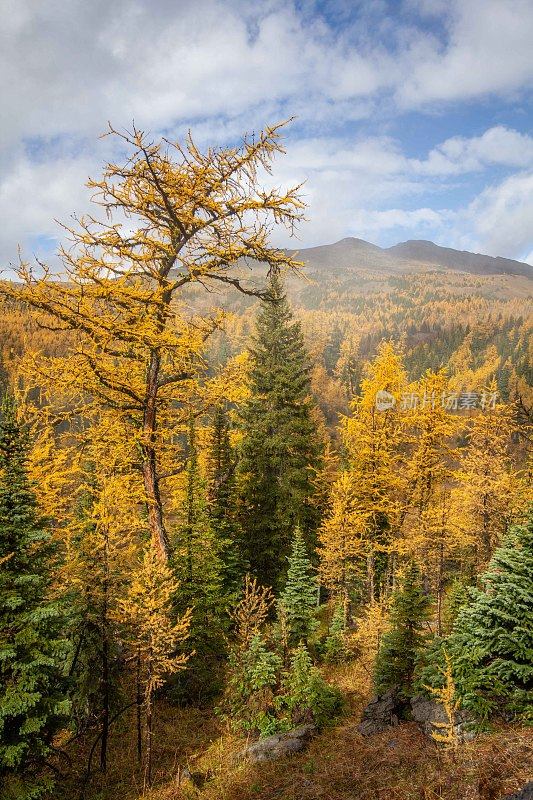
[343,587,350,632]
[100,530,110,773]
[436,542,444,637]
[142,349,170,561]
[144,686,153,790]
[100,630,109,773]
[366,553,375,603]
[481,495,491,565]
[136,647,142,764]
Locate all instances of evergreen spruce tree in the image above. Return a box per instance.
[279,643,343,729]
[208,404,235,521]
[171,417,230,700]
[279,526,318,645]
[239,272,322,588]
[207,404,246,595]
[445,512,533,721]
[0,396,69,795]
[374,561,430,700]
[323,603,347,663]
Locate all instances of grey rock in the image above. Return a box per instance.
[358,691,477,742]
[177,767,198,788]
[357,690,402,736]
[410,695,475,742]
[243,724,316,763]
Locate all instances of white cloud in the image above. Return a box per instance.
[463,171,533,259]
[1,0,531,153]
[397,0,533,106]
[413,126,533,175]
[0,153,95,267]
[0,0,532,264]
[351,206,451,234]
[2,125,532,264]
[0,0,391,152]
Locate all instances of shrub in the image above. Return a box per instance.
[278,644,343,728]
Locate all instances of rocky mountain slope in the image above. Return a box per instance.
[286,237,533,277]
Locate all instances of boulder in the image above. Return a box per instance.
[243,724,316,763]
[177,767,196,788]
[500,784,533,800]
[358,691,476,742]
[410,695,475,742]
[357,690,402,736]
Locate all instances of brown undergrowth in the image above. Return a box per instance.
[54,704,221,800]
[54,660,532,800]
[166,722,532,800]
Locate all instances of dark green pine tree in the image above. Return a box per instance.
[279,526,318,646]
[207,404,246,595]
[446,512,533,721]
[171,417,230,700]
[0,396,69,796]
[239,272,322,589]
[374,561,431,701]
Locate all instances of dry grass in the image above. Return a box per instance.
[54,702,221,800]
[168,722,532,800]
[52,659,532,800]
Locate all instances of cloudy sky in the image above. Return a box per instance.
[2,0,533,268]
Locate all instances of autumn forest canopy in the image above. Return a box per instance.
[0,124,531,800]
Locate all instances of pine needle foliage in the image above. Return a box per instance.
[323,603,347,663]
[374,561,431,700]
[0,396,70,797]
[445,512,533,721]
[239,272,322,588]
[425,650,461,749]
[278,643,343,728]
[220,576,279,736]
[279,526,318,645]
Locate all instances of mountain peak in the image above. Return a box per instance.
[287,237,532,277]
[386,240,531,276]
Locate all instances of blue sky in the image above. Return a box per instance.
[1,0,532,268]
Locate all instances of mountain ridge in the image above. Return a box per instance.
[285,237,532,277]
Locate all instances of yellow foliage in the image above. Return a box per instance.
[0,121,305,562]
[318,472,368,600]
[425,650,461,749]
[230,574,274,648]
[450,392,526,567]
[347,599,390,698]
[119,548,190,698]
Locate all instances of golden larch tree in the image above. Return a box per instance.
[341,341,408,597]
[318,472,368,622]
[118,548,190,788]
[451,390,526,567]
[0,122,304,561]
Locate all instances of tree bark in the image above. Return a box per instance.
[136,646,142,764]
[100,530,110,773]
[144,678,153,790]
[436,541,444,637]
[141,349,170,561]
[366,553,375,603]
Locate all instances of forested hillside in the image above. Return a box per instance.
[0,125,531,800]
